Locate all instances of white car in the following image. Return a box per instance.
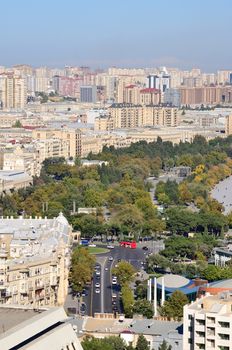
[107,245,114,249]
[105,267,108,271]
[96,271,101,276]
[95,289,100,294]
[112,280,117,285]
[109,257,113,261]
[95,282,100,288]
[89,244,96,247]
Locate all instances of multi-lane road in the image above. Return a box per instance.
[64,242,165,316]
[65,245,149,316]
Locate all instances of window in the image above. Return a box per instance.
[188,338,192,344]
[196,319,205,326]
[218,321,230,328]
[218,333,230,340]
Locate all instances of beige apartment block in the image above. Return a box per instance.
[2,145,38,176]
[107,104,179,130]
[32,128,82,158]
[94,116,114,131]
[180,86,232,106]
[143,106,179,127]
[0,75,27,110]
[183,292,232,350]
[0,213,72,307]
[1,140,69,177]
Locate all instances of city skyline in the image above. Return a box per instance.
[1,0,232,71]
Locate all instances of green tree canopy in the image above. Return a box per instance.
[160,290,189,319]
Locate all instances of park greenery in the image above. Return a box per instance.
[2,135,232,300]
[3,135,232,241]
[82,335,150,350]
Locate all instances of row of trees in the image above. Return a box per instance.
[69,247,95,293]
[82,335,156,350]
[112,261,154,318]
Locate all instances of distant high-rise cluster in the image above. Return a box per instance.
[0,64,232,110]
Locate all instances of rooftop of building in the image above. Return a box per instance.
[210,279,232,289]
[188,292,232,314]
[0,212,70,265]
[140,88,160,93]
[82,317,183,337]
[0,306,83,350]
[0,306,47,334]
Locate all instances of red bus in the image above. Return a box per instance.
[120,241,137,249]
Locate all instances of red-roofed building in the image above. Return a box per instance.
[140,88,160,105]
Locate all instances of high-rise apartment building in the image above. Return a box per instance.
[183,292,232,350]
[180,86,232,106]
[52,76,80,97]
[147,68,170,92]
[80,85,97,103]
[0,75,27,109]
[164,88,181,107]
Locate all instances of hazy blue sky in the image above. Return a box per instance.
[1,0,232,71]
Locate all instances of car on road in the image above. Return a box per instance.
[96,271,101,276]
[113,306,118,311]
[107,245,114,249]
[112,280,117,285]
[112,300,117,305]
[142,246,149,250]
[108,257,113,261]
[80,303,86,315]
[95,282,100,288]
[105,267,108,271]
[112,293,117,299]
[81,289,87,297]
[89,243,96,247]
[95,288,100,294]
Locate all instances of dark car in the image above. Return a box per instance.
[142,246,149,251]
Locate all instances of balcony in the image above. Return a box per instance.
[35,283,44,290]
[195,325,205,332]
[195,337,205,344]
[20,287,28,294]
[50,277,58,286]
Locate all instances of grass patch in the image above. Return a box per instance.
[87,247,109,255]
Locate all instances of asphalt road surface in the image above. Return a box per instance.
[82,245,149,316]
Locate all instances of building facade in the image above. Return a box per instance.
[183,292,232,350]
[0,213,72,307]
